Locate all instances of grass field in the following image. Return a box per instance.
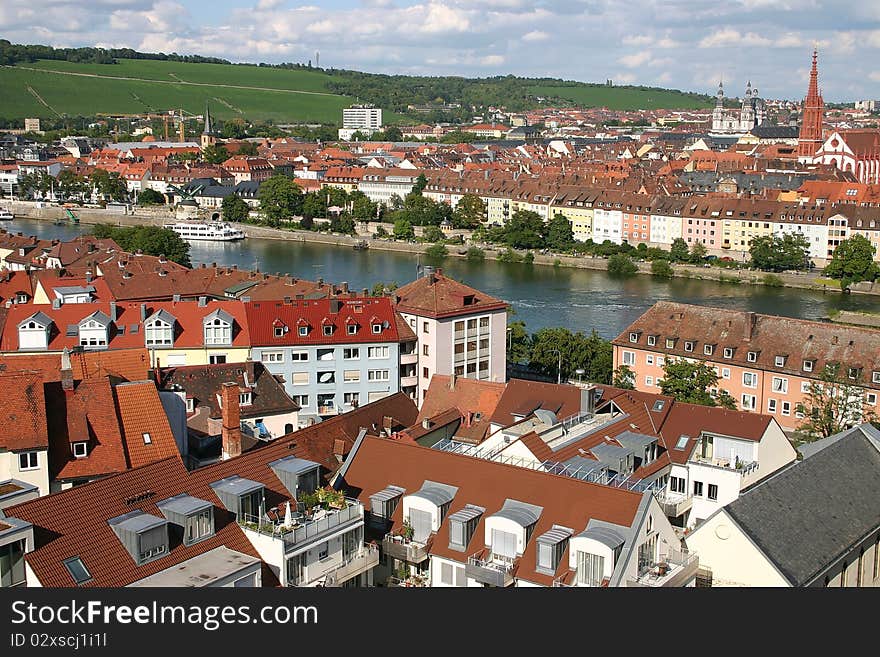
[529,84,711,110]
[0,59,357,122]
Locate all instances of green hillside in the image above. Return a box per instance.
[0,60,357,122]
[0,47,712,124]
[529,84,710,110]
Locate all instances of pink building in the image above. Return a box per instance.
[612,302,880,431]
[393,268,508,407]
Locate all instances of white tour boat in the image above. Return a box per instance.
[163,221,245,241]
[0,208,14,221]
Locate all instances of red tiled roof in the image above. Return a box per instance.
[0,372,48,450]
[0,348,151,382]
[393,270,507,319]
[114,381,180,468]
[342,436,643,586]
[245,297,406,346]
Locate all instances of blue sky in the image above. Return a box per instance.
[3,0,880,101]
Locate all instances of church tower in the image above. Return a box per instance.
[712,80,725,132]
[740,80,755,131]
[201,103,218,150]
[797,50,825,161]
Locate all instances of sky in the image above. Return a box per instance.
[3,0,880,101]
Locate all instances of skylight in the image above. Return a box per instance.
[674,435,689,450]
[63,556,92,585]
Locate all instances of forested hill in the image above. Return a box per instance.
[0,40,711,121]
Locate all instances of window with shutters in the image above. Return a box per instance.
[409,509,433,543]
[454,566,466,587]
[491,529,517,560]
[576,551,604,587]
[440,562,453,585]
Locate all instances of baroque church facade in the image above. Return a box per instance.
[711,80,766,134]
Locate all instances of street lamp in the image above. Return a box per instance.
[550,349,562,385]
[575,368,585,385]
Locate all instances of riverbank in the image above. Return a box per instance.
[8,200,880,297]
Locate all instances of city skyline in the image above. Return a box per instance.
[2,0,880,102]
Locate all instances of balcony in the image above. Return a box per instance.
[400,351,418,365]
[628,549,699,588]
[655,490,693,518]
[690,455,759,476]
[323,544,380,587]
[317,404,339,416]
[382,534,429,564]
[466,553,515,587]
[238,499,364,552]
[400,375,418,388]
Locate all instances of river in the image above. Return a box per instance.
[9,217,879,339]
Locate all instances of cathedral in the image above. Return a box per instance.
[710,80,766,134]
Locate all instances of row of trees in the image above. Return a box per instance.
[90,224,191,267]
[18,168,128,202]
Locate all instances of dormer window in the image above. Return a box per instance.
[704,344,714,356]
[448,504,484,552]
[747,351,758,363]
[203,309,233,345]
[108,511,169,566]
[629,332,639,343]
[723,347,734,359]
[72,441,88,458]
[347,324,358,335]
[323,325,334,336]
[372,323,382,334]
[665,338,675,349]
[297,326,307,337]
[873,371,880,384]
[210,476,265,522]
[848,367,861,380]
[803,360,814,372]
[536,525,572,575]
[144,310,175,347]
[684,341,694,352]
[157,495,215,547]
[647,335,657,347]
[239,391,252,406]
[369,485,405,529]
[186,397,195,413]
[775,355,786,367]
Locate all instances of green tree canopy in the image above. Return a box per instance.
[221,194,250,222]
[688,241,707,263]
[607,253,638,276]
[421,225,445,243]
[749,233,811,271]
[89,168,128,202]
[393,218,415,240]
[502,209,545,249]
[506,319,530,364]
[669,237,689,263]
[823,234,880,290]
[90,224,191,267]
[424,243,448,259]
[452,193,486,228]
[529,328,613,384]
[658,359,736,408]
[201,144,229,165]
[545,213,574,251]
[137,188,165,206]
[797,363,877,438]
[257,175,303,226]
[612,364,636,389]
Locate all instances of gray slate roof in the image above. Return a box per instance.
[725,424,880,586]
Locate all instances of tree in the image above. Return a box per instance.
[503,209,544,249]
[452,193,486,228]
[236,141,259,156]
[137,188,165,206]
[823,234,880,290]
[669,237,689,263]
[201,144,229,165]
[607,253,638,275]
[466,246,485,262]
[257,175,303,226]
[90,168,127,201]
[658,359,736,409]
[221,118,247,139]
[545,213,574,251]
[421,225,445,243]
[412,173,428,195]
[612,364,635,389]
[688,241,707,263]
[90,224,191,267]
[349,190,377,221]
[329,214,356,234]
[529,328,613,384]
[301,192,327,220]
[651,259,674,277]
[383,125,403,141]
[57,169,88,200]
[797,364,877,439]
[371,281,398,296]
[749,233,810,272]
[424,243,448,259]
[506,319,530,364]
[221,195,250,222]
[393,218,414,240]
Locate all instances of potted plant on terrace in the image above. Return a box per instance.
[401,519,414,541]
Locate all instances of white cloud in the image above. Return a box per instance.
[699,29,772,48]
[480,54,505,65]
[619,50,652,68]
[522,30,548,41]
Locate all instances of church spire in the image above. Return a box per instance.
[797,49,825,160]
[203,103,214,136]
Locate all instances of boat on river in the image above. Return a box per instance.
[163,221,245,241]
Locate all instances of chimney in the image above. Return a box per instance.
[580,383,596,416]
[173,294,181,303]
[382,416,393,434]
[449,373,456,390]
[341,281,349,293]
[362,288,369,296]
[51,298,61,310]
[109,301,117,322]
[330,298,342,313]
[85,270,92,283]
[745,312,756,341]
[61,348,74,392]
[221,382,242,460]
[422,417,432,430]
[198,296,207,307]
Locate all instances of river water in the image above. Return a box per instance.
[10,218,879,339]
